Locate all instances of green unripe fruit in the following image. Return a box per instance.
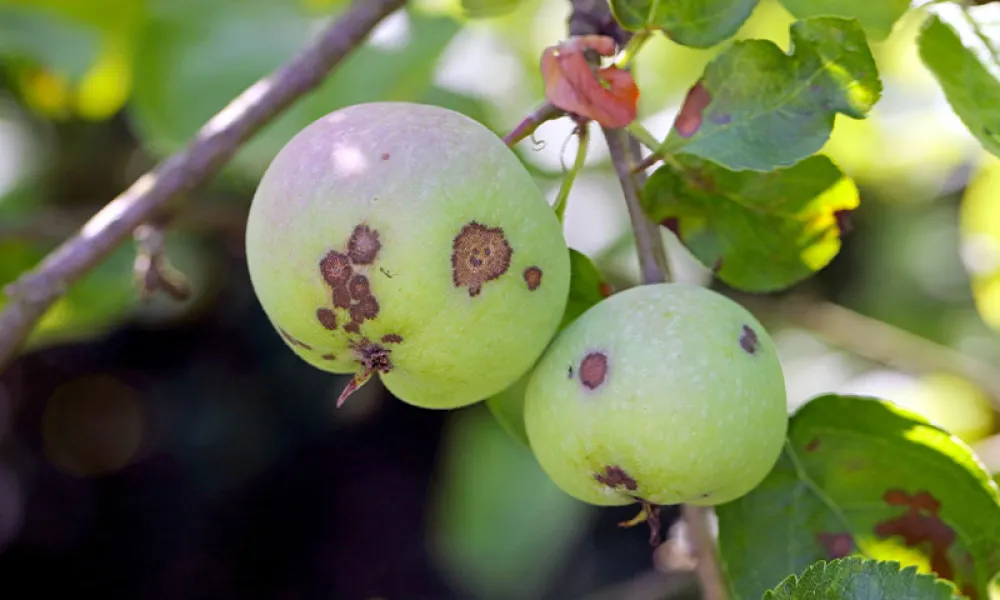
[245,102,571,409]
[524,283,788,507]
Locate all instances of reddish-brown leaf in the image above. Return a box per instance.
[540,35,639,128]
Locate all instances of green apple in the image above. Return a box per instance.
[524,282,788,507]
[245,102,571,409]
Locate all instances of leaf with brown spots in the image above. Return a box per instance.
[641,154,859,292]
[658,17,881,171]
[540,35,638,128]
[716,394,1000,600]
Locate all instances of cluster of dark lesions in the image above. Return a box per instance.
[310,223,405,407]
[319,225,384,334]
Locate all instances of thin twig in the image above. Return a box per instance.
[503,102,565,147]
[0,0,407,371]
[681,505,728,600]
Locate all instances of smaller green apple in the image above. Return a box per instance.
[524,283,789,508]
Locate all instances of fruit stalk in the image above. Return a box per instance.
[0,0,408,372]
[603,126,670,285]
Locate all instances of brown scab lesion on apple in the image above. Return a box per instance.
[451,221,513,297]
[579,351,608,390]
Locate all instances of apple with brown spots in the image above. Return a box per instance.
[524,283,788,507]
[245,102,571,409]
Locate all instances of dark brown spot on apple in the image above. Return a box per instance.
[316,308,337,330]
[579,352,608,390]
[381,334,403,344]
[320,251,352,285]
[875,489,957,583]
[348,274,370,300]
[594,465,637,491]
[381,152,390,161]
[451,222,513,297]
[321,353,336,360]
[523,267,543,291]
[332,283,351,310]
[347,224,381,265]
[816,532,853,559]
[675,81,711,138]
[344,321,360,334]
[739,325,759,354]
[279,328,312,350]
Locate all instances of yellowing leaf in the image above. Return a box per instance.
[960,155,1000,332]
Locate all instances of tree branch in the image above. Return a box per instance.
[0,0,407,371]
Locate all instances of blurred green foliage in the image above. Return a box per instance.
[2,0,1000,597]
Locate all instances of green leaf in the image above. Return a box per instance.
[429,405,590,600]
[460,0,527,18]
[777,0,910,40]
[0,6,99,80]
[959,155,1000,333]
[129,0,474,179]
[640,154,858,292]
[764,557,963,599]
[918,3,1000,159]
[661,16,881,172]
[609,0,759,48]
[0,240,137,351]
[486,249,610,446]
[716,394,1000,600]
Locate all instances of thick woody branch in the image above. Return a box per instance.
[0,0,407,370]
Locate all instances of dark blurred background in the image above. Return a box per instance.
[2,1,1000,599]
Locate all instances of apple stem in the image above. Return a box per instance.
[336,366,374,408]
[617,500,664,547]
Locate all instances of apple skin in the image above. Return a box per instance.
[523,283,788,507]
[245,102,571,409]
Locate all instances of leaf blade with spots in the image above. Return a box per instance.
[777,0,911,40]
[640,154,859,292]
[918,3,1000,159]
[661,16,881,172]
[609,0,759,48]
[764,557,964,600]
[716,394,1000,600]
